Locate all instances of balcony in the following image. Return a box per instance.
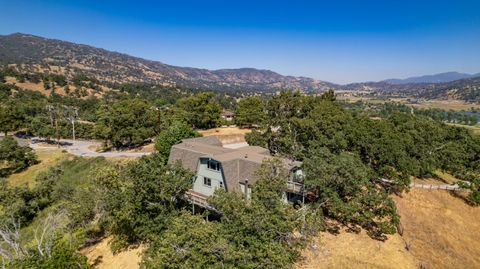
[286,181,304,194]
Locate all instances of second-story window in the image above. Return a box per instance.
[203,177,212,187]
[207,160,220,171]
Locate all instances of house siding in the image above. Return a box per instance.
[193,158,226,196]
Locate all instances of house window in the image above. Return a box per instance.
[203,177,212,187]
[207,160,220,171]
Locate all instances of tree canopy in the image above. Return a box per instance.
[235,96,266,128]
[154,121,201,162]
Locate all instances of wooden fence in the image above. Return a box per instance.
[409,183,462,191]
[381,178,469,191]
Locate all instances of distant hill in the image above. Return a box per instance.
[418,76,480,102]
[344,76,480,102]
[384,72,480,84]
[0,33,337,92]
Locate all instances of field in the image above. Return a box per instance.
[7,148,67,187]
[337,95,480,111]
[298,188,480,269]
[198,126,251,144]
[406,100,480,111]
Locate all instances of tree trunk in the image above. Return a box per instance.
[72,120,76,141]
[55,119,60,148]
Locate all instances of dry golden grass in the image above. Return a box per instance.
[434,170,460,184]
[7,149,66,187]
[299,188,480,269]
[125,143,155,153]
[297,229,417,269]
[336,96,390,104]
[408,100,480,111]
[6,76,48,92]
[80,237,145,269]
[338,95,480,111]
[393,189,480,269]
[198,127,252,144]
[5,76,109,98]
[411,176,455,186]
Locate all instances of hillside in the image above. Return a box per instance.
[80,188,480,269]
[0,33,336,92]
[298,188,480,269]
[344,76,480,102]
[1,33,478,100]
[384,72,480,84]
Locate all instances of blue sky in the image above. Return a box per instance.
[1,0,480,84]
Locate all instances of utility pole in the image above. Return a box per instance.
[64,106,79,141]
[46,104,60,147]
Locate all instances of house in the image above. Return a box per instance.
[168,136,304,208]
[220,110,235,122]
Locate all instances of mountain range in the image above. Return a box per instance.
[383,72,480,84]
[0,33,479,100]
[0,33,336,92]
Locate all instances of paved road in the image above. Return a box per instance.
[29,138,151,158]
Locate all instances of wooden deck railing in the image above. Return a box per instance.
[286,181,304,194]
[184,190,216,211]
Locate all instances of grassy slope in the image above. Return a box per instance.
[297,230,417,269]
[7,149,67,187]
[8,155,110,251]
[393,189,480,269]
[298,188,480,269]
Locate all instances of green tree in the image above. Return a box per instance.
[0,136,39,177]
[176,92,221,129]
[142,211,233,269]
[29,115,56,140]
[0,99,25,136]
[94,99,156,148]
[320,89,336,101]
[94,154,193,249]
[8,240,91,269]
[304,147,399,239]
[208,159,304,268]
[154,121,201,162]
[235,96,265,128]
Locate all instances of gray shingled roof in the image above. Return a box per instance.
[168,136,301,193]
